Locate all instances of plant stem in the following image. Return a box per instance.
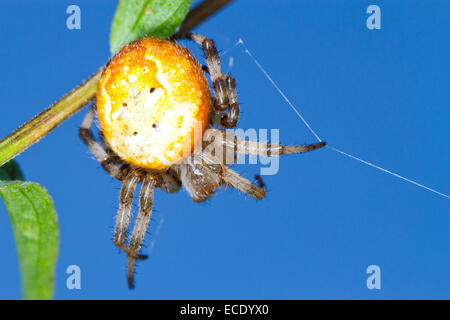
[0,0,234,167]
[0,70,102,167]
[174,0,235,37]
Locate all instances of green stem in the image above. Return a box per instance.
[0,69,102,167]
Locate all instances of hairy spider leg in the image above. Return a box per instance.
[184,33,240,128]
[79,104,127,180]
[126,174,157,289]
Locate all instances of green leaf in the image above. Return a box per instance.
[110,0,193,55]
[0,161,59,300]
[0,159,24,181]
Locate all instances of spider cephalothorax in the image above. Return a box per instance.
[79,34,325,288]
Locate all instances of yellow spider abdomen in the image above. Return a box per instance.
[96,38,211,170]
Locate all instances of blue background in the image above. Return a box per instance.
[0,0,448,299]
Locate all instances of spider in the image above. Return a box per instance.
[79,33,325,288]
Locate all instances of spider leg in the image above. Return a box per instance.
[79,104,126,180]
[221,165,266,200]
[159,171,181,194]
[184,33,240,128]
[204,128,326,162]
[114,168,142,254]
[201,129,325,199]
[198,149,265,199]
[99,131,124,165]
[126,174,158,289]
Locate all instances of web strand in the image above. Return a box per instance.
[148,217,164,252]
[327,145,449,199]
[233,38,449,200]
[237,39,322,142]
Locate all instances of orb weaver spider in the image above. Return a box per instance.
[79,33,325,288]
